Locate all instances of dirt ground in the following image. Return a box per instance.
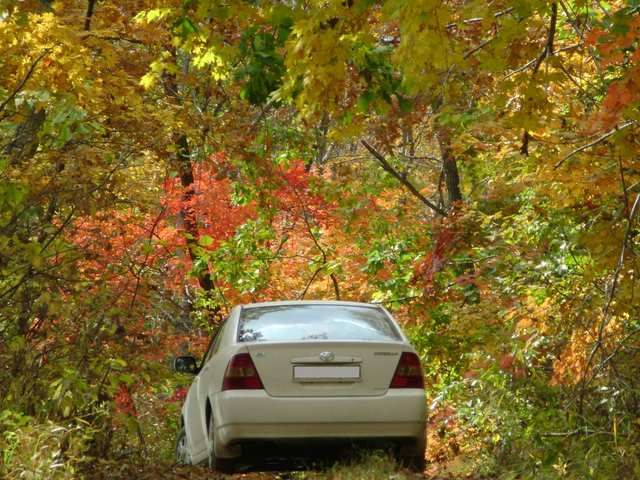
[91,455,470,480]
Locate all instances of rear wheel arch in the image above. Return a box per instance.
[205,398,213,434]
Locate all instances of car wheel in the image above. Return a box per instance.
[175,426,189,465]
[207,412,235,474]
[403,455,426,473]
[397,438,426,473]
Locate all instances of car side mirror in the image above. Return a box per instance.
[173,355,199,374]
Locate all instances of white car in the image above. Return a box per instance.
[173,300,426,473]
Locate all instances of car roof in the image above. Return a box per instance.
[240,300,382,309]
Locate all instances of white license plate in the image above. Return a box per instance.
[293,365,360,380]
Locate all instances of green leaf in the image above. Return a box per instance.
[199,235,214,247]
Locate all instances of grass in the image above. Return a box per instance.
[295,451,422,479]
[88,450,424,480]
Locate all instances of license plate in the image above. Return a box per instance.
[293,365,360,380]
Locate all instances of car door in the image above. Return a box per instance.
[193,318,230,452]
[182,320,227,462]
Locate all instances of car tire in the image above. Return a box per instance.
[175,426,189,465]
[403,455,426,473]
[207,412,235,474]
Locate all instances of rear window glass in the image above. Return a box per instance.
[237,305,401,342]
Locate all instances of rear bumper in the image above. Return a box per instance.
[213,389,426,449]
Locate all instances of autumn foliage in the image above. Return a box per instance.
[1,0,640,478]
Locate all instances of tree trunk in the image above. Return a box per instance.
[175,134,215,292]
[162,50,215,294]
[436,126,462,205]
[5,107,46,165]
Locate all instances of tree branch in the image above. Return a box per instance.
[578,193,640,412]
[446,7,515,29]
[84,0,97,31]
[554,121,636,169]
[504,44,581,79]
[0,50,51,116]
[299,204,341,300]
[541,429,614,437]
[532,2,558,74]
[371,295,423,304]
[79,33,145,45]
[361,140,448,216]
[299,267,323,300]
[464,36,495,59]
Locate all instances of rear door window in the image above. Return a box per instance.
[202,320,228,367]
[237,305,401,342]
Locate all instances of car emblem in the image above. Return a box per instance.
[319,351,335,362]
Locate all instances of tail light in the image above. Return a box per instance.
[222,353,264,391]
[390,352,424,389]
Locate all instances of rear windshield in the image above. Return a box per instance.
[237,305,401,342]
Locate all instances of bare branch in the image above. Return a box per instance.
[0,50,51,116]
[84,0,97,31]
[464,36,495,59]
[554,121,636,169]
[504,44,581,79]
[371,295,423,304]
[78,33,145,45]
[299,267,323,300]
[361,140,448,217]
[579,193,640,412]
[532,2,558,74]
[446,7,515,29]
[293,186,341,300]
[541,429,614,437]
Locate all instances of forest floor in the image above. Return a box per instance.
[92,464,438,480]
[91,420,474,479]
[91,453,475,480]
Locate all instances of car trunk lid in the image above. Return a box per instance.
[246,341,405,397]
